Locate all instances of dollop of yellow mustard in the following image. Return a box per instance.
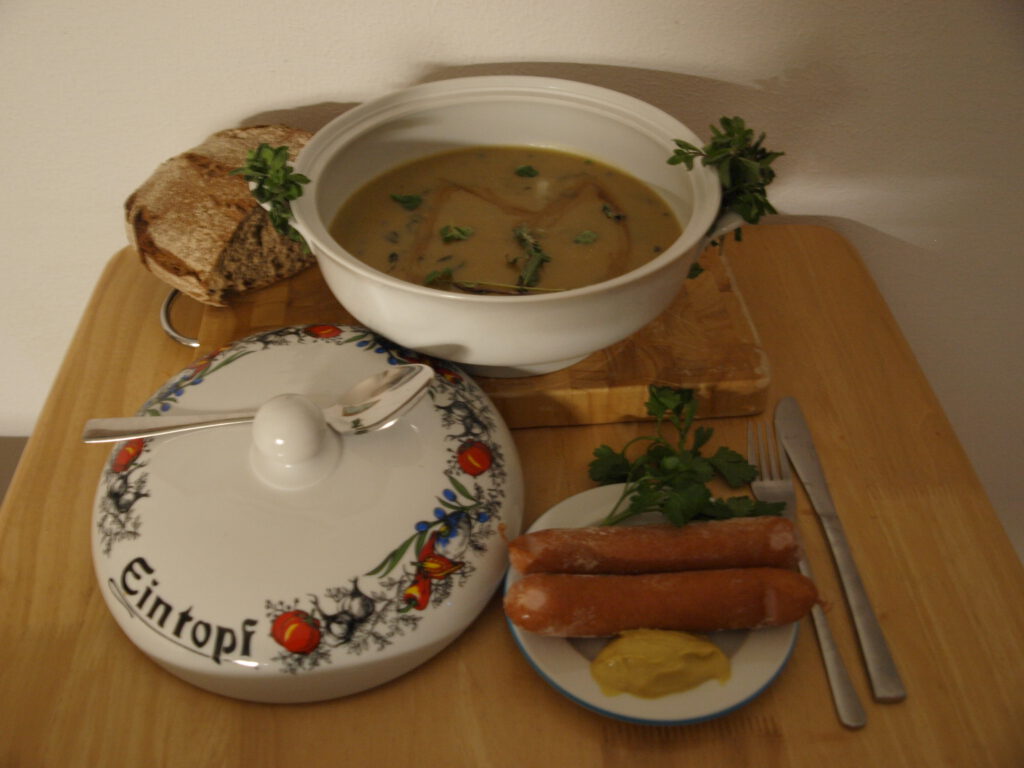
[590,629,731,698]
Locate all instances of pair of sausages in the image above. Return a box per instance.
[503,516,818,637]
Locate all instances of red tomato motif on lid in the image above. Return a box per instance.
[457,441,493,476]
[304,324,342,339]
[111,438,146,473]
[271,610,322,654]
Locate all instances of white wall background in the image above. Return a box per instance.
[2,0,1021,555]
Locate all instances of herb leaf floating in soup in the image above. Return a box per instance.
[511,226,551,288]
[390,193,423,211]
[440,224,474,242]
[330,146,685,294]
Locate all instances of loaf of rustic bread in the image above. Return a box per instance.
[125,125,315,306]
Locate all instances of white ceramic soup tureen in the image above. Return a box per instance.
[91,324,523,703]
[288,76,728,377]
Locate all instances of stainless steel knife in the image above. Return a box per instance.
[775,397,907,703]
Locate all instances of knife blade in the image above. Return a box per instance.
[775,397,907,703]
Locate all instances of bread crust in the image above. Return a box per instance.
[125,125,315,306]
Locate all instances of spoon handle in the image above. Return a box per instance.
[82,413,256,443]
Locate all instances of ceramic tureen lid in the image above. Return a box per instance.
[91,324,523,703]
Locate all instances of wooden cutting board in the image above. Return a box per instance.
[160,244,768,428]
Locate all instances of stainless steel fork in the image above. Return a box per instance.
[748,421,867,729]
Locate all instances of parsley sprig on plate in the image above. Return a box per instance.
[589,386,783,526]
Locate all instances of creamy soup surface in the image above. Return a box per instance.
[329,146,684,294]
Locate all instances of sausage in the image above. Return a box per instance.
[503,568,818,637]
[507,517,799,575]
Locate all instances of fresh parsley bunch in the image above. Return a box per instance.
[589,386,783,526]
[231,143,310,251]
[669,116,783,233]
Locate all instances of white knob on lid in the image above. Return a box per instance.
[249,393,341,489]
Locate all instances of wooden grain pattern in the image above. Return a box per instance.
[163,240,768,427]
[476,247,769,426]
[1,225,1022,768]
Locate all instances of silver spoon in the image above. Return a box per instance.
[81,363,435,444]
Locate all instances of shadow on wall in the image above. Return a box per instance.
[241,102,360,133]
[413,61,773,141]
[238,61,761,133]
[241,59,850,182]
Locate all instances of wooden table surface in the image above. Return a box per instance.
[2,225,1022,767]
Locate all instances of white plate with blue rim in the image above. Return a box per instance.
[503,483,798,726]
